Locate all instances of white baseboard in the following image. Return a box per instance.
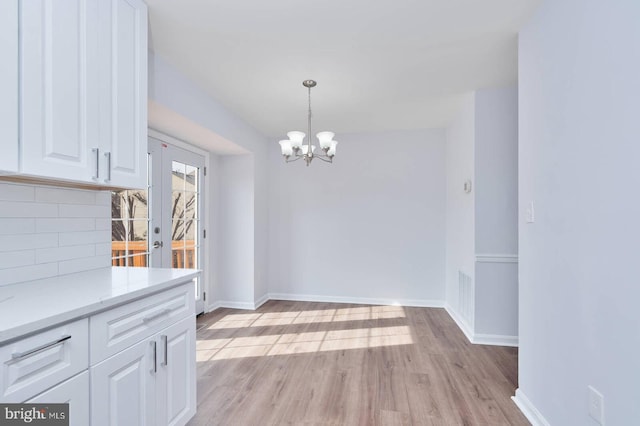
[474,333,519,347]
[204,301,221,313]
[512,389,550,426]
[254,293,269,309]
[210,300,257,310]
[268,292,444,308]
[444,304,518,347]
[444,304,475,342]
[204,294,270,312]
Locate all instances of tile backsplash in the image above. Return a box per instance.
[0,182,111,286]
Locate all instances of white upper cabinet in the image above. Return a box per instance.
[20,0,100,183]
[0,0,19,174]
[15,0,147,189]
[98,0,148,188]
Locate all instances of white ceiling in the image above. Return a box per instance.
[146,0,540,138]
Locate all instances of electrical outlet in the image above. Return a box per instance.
[588,386,605,425]
[525,201,535,223]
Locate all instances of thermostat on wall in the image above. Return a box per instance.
[464,180,472,193]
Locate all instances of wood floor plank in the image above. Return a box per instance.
[188,301,529,425]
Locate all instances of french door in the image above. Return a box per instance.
[149,138,205,314]
[111,137,206,314]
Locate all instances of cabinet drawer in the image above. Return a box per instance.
[90,283,194,364]
[0,319,88,402]
[27,371,89,426]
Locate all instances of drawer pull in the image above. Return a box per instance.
[11,335,72,360]
[142,308,171,323]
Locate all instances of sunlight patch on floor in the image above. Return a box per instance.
[197,325,413,361]
[208,305,406,330]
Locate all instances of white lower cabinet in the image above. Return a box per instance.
[0,281,197,426]
[157,316,196,426]
[91,338,157,425]
[91,315,196,426]
[27,371,90,426]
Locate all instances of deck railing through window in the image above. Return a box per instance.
[112,241,196,268]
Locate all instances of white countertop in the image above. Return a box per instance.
[0,267,200,344]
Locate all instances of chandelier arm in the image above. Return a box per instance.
[313,155,333,163]
[285,155,304,163]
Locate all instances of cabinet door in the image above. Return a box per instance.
[0,0,18,173]
[20,0,100,183]
[27,371,89,426]
[98,0,148,188]
[91,338,156,426]
[157,315,196,426]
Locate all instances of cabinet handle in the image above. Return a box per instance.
[150,340,157,374]
[92,148,100,179]
[161,335,168,366]
[142,308,171,323]
[11,335,71,360]
[104,152,111,182]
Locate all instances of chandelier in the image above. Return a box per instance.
[278,80,338,166]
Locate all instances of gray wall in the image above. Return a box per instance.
[268,129,447,305]
[518,0,640,423]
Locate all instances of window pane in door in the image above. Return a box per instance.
[171,160,199,271]
[111,188,150,267]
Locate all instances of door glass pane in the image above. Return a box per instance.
[171,161,199,272]
[111,155,150,267]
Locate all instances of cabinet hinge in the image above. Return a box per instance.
[203,229,206,239]
[203,292,206,301]
[204,167,207,176]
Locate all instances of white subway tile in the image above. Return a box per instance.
[0,234,58,252]
[95,218,111,231]
[36,244,96,263]
[59,230,111,246]
[36,218,95,233]
[0,201,58,218]
[58,255,111,275]
[95,242,112,256]
[59,204,110,218]
[0,183,35,201]
[0,218,36,235]
[95,191,111,206]
[35,187,96,205]
[0,250,35,269]
[0,263,58,286]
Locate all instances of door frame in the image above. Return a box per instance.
[148,128,211,315]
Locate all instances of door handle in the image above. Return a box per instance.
[161,335,168,366]
[150,340,157,374]
[92,148,99,180]
[153,241,163,249]
[104,152,111,182]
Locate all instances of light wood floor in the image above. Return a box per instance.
[188,300,529,425]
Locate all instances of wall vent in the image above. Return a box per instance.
[458,270,473,326]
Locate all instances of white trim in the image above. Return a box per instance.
[211,300,257,311]
[445,304,475,342]
[205,301,221,313]
[512,389,551,426]
[253,293,269,309]
[475,253,518,263]
[148,128,211,316]
[268,293,445,308]
[445,304,518,347]
[473,333,518,347]
[148,128,209,157]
